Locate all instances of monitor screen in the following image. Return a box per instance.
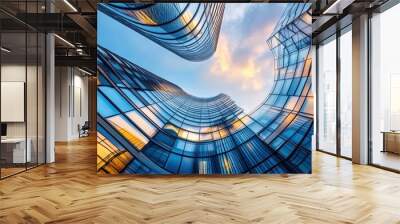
[1,123,7,137]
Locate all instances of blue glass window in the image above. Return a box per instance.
[98,91,119,117]
[99,86,133,112]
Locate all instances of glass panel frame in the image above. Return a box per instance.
[0,0,47,179]
[317,35,337,155]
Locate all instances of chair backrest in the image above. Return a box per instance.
[82,121,90,129]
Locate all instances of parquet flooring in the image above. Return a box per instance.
[1,136,400,223]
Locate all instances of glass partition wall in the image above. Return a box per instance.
[0,1,46,179]
[316,26,352,159]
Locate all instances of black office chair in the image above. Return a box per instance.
[78,121,90,138]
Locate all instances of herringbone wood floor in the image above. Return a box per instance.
[1,136,400,224]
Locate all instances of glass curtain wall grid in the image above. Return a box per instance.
[98,3,225,62]
[315,25,352,160]
[0,0,47,179]
[97,3,313,174]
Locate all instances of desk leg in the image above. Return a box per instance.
[382,133,386,153]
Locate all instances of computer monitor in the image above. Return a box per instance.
[1,123,7,137]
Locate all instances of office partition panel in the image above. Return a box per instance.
[0,0,47,179]
[0,30,28,177]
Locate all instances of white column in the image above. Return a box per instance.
[352,14,369,164]
[45,0,56,163]
[46,32,55,163]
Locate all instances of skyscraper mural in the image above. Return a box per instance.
[97,3,313,174]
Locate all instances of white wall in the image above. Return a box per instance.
[55,67,89,141]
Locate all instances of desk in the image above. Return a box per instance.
[1,138,31,164]
[382,131,400,154]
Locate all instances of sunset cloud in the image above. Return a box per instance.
[201,4,285,111]
[100,4,286,112]
[205,21,276,98]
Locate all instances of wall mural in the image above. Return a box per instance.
[97,3,313,174]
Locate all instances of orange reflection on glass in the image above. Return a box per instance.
[187,131,199,142]
[212,131,221,140]
[178,129,189,139]
[141,106,164,127]
[303,59,311,76]
[229,119,245,133]
[282,113,296,127]
[222,155,232,174]
[127,110,157,137]
[200,126,213,133]
[164,123,179,135]
[284,96,299,110]
[133,11,157,25]
[219,128,229,138]
[199,133,212,141]
[106,151,133,173]
[302,97,314,115]
[97,132,133,173]
[181,10,201,35]
[107,115,149,150]
[240,115,252,125]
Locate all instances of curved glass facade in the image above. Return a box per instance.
[98,3,224,61]
[97,3,313,174]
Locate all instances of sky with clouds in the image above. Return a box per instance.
[98,3,287,112]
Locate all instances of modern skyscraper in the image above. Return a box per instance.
[98,3,225,61]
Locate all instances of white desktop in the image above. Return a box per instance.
[1,138,32,163]
[1,124,31,164]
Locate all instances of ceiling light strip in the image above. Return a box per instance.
[1,47,11,53]
[63,0,78,12]
[323,0,355,15]
[54,34,75,48]
[78,67,94,76]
